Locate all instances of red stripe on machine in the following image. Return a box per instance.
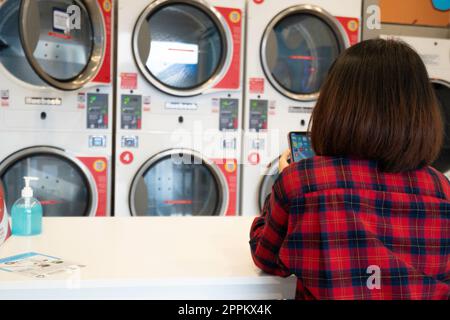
[163,200,193,205]
[289,55,316,61]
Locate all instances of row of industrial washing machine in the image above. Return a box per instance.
[0,0,448,217]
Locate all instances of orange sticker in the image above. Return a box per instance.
[103,0,112,13]
[347,20,359,32]
[224,160,237,173]
[93,160,107,173]
[229,11,241,24]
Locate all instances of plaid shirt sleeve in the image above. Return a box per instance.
[249,171,291,277]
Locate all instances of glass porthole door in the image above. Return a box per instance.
[130,150,228,216]
[133,0,231,96]
[261,5,348,101]
[0,147,96,217]
[0,0,105,90]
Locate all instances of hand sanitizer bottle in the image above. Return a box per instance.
[11,177,43,236]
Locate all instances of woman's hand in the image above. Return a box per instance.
[278,149,291,174]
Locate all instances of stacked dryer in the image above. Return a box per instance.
[115,0,245,216]
[241,0,362,216]
[0,0,114,217]
[388,36,450,177]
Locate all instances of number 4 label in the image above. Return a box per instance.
[120,152,134,165]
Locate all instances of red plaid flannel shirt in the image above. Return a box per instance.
[250,156,450,300]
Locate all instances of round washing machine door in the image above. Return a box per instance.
[258,159,280,212]
[0,0,105,90]
[432,80,450,175]
[261,5,348,101]
[0,147,97,217]
[133,0,232,97]
[130,149,228,217]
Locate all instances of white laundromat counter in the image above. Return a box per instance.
[0,217,296,300]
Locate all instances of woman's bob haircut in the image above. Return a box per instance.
[311,38,443,173]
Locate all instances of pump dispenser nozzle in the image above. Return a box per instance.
[22,177,39,198]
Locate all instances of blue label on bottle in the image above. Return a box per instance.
[11,199,43,236]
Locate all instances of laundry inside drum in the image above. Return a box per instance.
[265,12,341,96]
[136,3,224,90]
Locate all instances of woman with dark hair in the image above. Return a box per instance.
[250,39,449,300]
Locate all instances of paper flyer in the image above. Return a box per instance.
[0,184,11,247]
[0,252,86,279]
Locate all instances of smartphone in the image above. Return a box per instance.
[288,132,315,163]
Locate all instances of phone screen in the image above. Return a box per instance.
[289,132,315,163]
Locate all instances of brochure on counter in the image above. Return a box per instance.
[0,252,86,279]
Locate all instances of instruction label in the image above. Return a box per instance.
[0,253,85,279]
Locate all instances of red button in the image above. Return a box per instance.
[248,152,261,165]
[120,151,134,165]
[254,0,264,4]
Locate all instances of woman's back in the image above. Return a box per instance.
[251,156,450,300]
[250,39,449,300]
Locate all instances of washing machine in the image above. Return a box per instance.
[0,0,114,217]
[115,0,244,216]
[241,0,362,216]
[387,35,450,177]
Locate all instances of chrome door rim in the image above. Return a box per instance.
[432,78,450,177]
[261,4,350,102]
[258,158,279,211]
[129,148,229,216]
[132,0,233,97]
[0,146,98,217]
[19,0,106,91]
[432,79,450,88]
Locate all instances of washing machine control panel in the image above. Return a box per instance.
[249,99,268,132]
[87,93,109,129]
[121,136,139,148]
[89,135,107,148]
[121,95,142,130]
[219,98,239,131]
